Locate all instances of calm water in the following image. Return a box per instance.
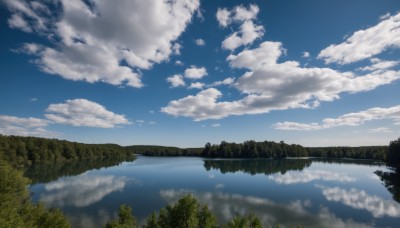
[27,156,400,227]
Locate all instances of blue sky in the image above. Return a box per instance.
[1,0,400,147]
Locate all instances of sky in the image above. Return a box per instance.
[0,0,400,147]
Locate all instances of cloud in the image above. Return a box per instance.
[184,66,208,79]
[216,8,231,27]
[188,82,205,90]
[195,38,205,46]
[302,52,310,58]
[274,105,400,130]
[318,12,400,64]
[162,41,400,120]
[210,77,235,87]
[368,127,393,133]
[317,185,400,218]
[41,174,128,207]
[269,170,356,185]
[211,123,221,127]
[45,99,131,128]
[358,58,400,73]
[160,189,372,227]
[167,74,186,87]
[175,60,184,66]
[3,0,200,87]
[222,20,264,51]
[218,5,263,51]
[216,4,259,27]
[0,115,57,137]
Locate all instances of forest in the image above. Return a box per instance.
[0,135,135,166]
[135,140,389,161]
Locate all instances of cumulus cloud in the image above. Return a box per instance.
[188,82,205,90]
[269,170,356,185]
[317,185,400,218]
[210,77,235,87]
[42,174,128,207]
[222,20,264,51]
[218,5,264,51]
[0,115,56,137]
[318,12,400,64]
[184,66,208,79]
[162,41,400,120]
[216,4,259,27]
[3,0,200,87]
[358,58,400,73]
[45,99,131,128]
[274,105,400,130]
[195,38,205,46]
[167,74,186,87]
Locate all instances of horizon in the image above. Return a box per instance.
[1,0,400,148]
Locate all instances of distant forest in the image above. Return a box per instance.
[0,134,399,166]
[0,135,135,166]
[131,140,388,161]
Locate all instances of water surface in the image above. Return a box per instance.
[28,156,400,227]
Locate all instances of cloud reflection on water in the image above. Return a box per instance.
[268,170,356,185]
[316,185,400,218]
[159,189,372,228]
[41,174,129,207]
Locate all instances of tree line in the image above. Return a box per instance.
[0,135,135,166]
[135,140,389,161]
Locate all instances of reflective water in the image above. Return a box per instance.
[27,156,400,227]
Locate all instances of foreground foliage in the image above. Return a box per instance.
[0,160,70,227]
[106,194,264,228]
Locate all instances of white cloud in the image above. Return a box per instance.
[274,105,400,130]
[269,170,356,185]
[195,38,205,46]
[358,58,400,73]
[3,0,200,87]
[211,123,221,127]
[184,66,208,79]
[188,82,205,90]
[318,12,400,64]
[380,13,391,20]
[368,127,393,133]
[172,43,183,55]
[0,115,56,137]
[163,41,400,120]
[30,97,38,102]
[216,4,259,27]
[175,60,184,66]
[222,20,264,51]
[302,52,310,58]
[210,77,235,87]
[167,74,186,87]
[42,174,128,207]
[216,8,231,27]
[317,185,400,218]
[217,4,263,51]
[45,99,131,128]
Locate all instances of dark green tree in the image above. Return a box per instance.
[387,138,400,165]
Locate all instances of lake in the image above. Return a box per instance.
[26,156,400,227]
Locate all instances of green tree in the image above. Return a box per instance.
[0,160,70,227]
[105,204,137,228]
[387,138,400,165]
